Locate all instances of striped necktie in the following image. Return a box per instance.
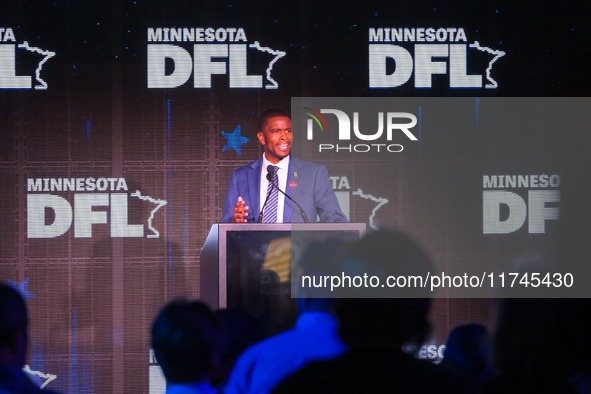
[263,166,279,223]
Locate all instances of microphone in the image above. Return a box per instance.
[266,164,275,184]
[264,165,310,223]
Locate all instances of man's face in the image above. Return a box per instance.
[257,116,292,164]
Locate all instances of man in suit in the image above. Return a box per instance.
[222,109,348,223]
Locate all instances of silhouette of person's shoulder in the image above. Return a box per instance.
[273,349,467,394]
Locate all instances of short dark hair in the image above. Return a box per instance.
[151,299,221,384]
[0,283,28,349]
[258,108,290,132]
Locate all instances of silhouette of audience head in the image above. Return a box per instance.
[151,299,221,385]
[294,236,351,314]
[0,282,65,393]
[484,298,584,393]
[442,323,493,387]
[334,229,433,350]
[0,282,28,370]
[212,308,264,387]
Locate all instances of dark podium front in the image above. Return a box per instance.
[200,223,366,334]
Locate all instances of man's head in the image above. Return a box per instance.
[0,282,29,369]
[257,109,292,164]
[151,299,221,384]
[334,229,432,350]
[295,237,351,314]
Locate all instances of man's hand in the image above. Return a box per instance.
[231,196,249,223]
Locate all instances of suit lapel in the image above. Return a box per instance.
[284,157,296,222]
[248,158,263,219]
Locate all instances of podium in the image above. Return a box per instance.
[200,223,366,334]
